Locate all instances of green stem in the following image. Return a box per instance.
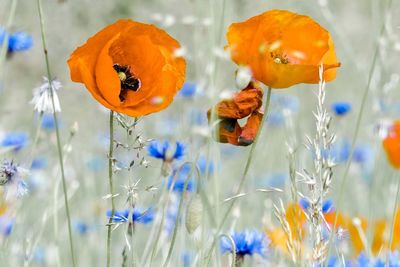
[205,87,272,266]
[386,171,400,266]
[27,112,44,166]
[36,0,76,266]
[326,1,392,260]
[149,162,193,266]
[107,110,115,267]
[162,163,197,267]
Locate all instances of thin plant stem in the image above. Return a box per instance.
[205,87,272,266]
[36,0,76,266]
[326,1,392,261]
[106,110,115,267]
[27,112,44,166]
[386,171,400,266]
[148,162,194,266]
[0,0,18,90]
[162,163,198,267]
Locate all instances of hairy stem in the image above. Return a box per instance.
[106,110,115,267]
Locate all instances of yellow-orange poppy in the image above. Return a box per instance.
[226,10,340,88]
[383,120,400,169]
[68,19,185,117]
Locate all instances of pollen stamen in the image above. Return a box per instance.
[113,64,141,102]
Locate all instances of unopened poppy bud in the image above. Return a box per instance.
[185,194,203,234]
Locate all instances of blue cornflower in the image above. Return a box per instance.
[299,198,334,214]
[1,132,28,150]
[0,28,33,54]
[220,230,268,257]
[167,164,196,193]
[31,157,47,170]
[197,155,214,176]
[299,198,310,210]
[353,145,373,165]
[132,208,154,224]
[356,252,371,267]
[356,252,400,267]
[165,199,179,234]
[107,209,129,223]
[74,221,89,235]
[0,216,13,237]
[331,101,352,116]
[322,199,334,214]
[41,114,56,131]
[327,256,338,267]
[148,140,185,162]
[182,251,193,267]
[267,94,299,127]
[8,31,33,53]
[107,208,155,225]
[0,28,5,44]
[179,81,198,97]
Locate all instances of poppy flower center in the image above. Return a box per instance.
[270,52,289,64]
[113,64,141,102]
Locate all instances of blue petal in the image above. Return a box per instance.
[179,82,197,97]
[322,199,334,214]
[299,198,310,211]
[132,207,155,224]
[148,141,167,159]
[8,31,33,52]
[331,102,352,116]
[1,132,29,150]
[173,142,185,160]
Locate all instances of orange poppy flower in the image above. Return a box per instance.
[383,120,400,169]
[347,217,368,255]
[226,10,340,88]
[67,19,185,117]
[207,82,264,146]
[266,203,305,255]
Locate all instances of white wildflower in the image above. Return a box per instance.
[30,77,62,113]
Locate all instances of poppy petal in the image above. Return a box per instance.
[238,111,263,146]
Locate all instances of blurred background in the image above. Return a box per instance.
[0,0,399,266]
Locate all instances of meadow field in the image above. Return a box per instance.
[0,0,399,266]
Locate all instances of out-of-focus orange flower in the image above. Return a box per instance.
[347,217,368,255]
[68,19,185,117]
[324,211,347,228]
[285,203,306,240]
[391,208,400,250]
[383,120,400,168]
[372,219,387,254]
[208,82,264,146]
[226,10,340,88]
[266,203,305,255]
